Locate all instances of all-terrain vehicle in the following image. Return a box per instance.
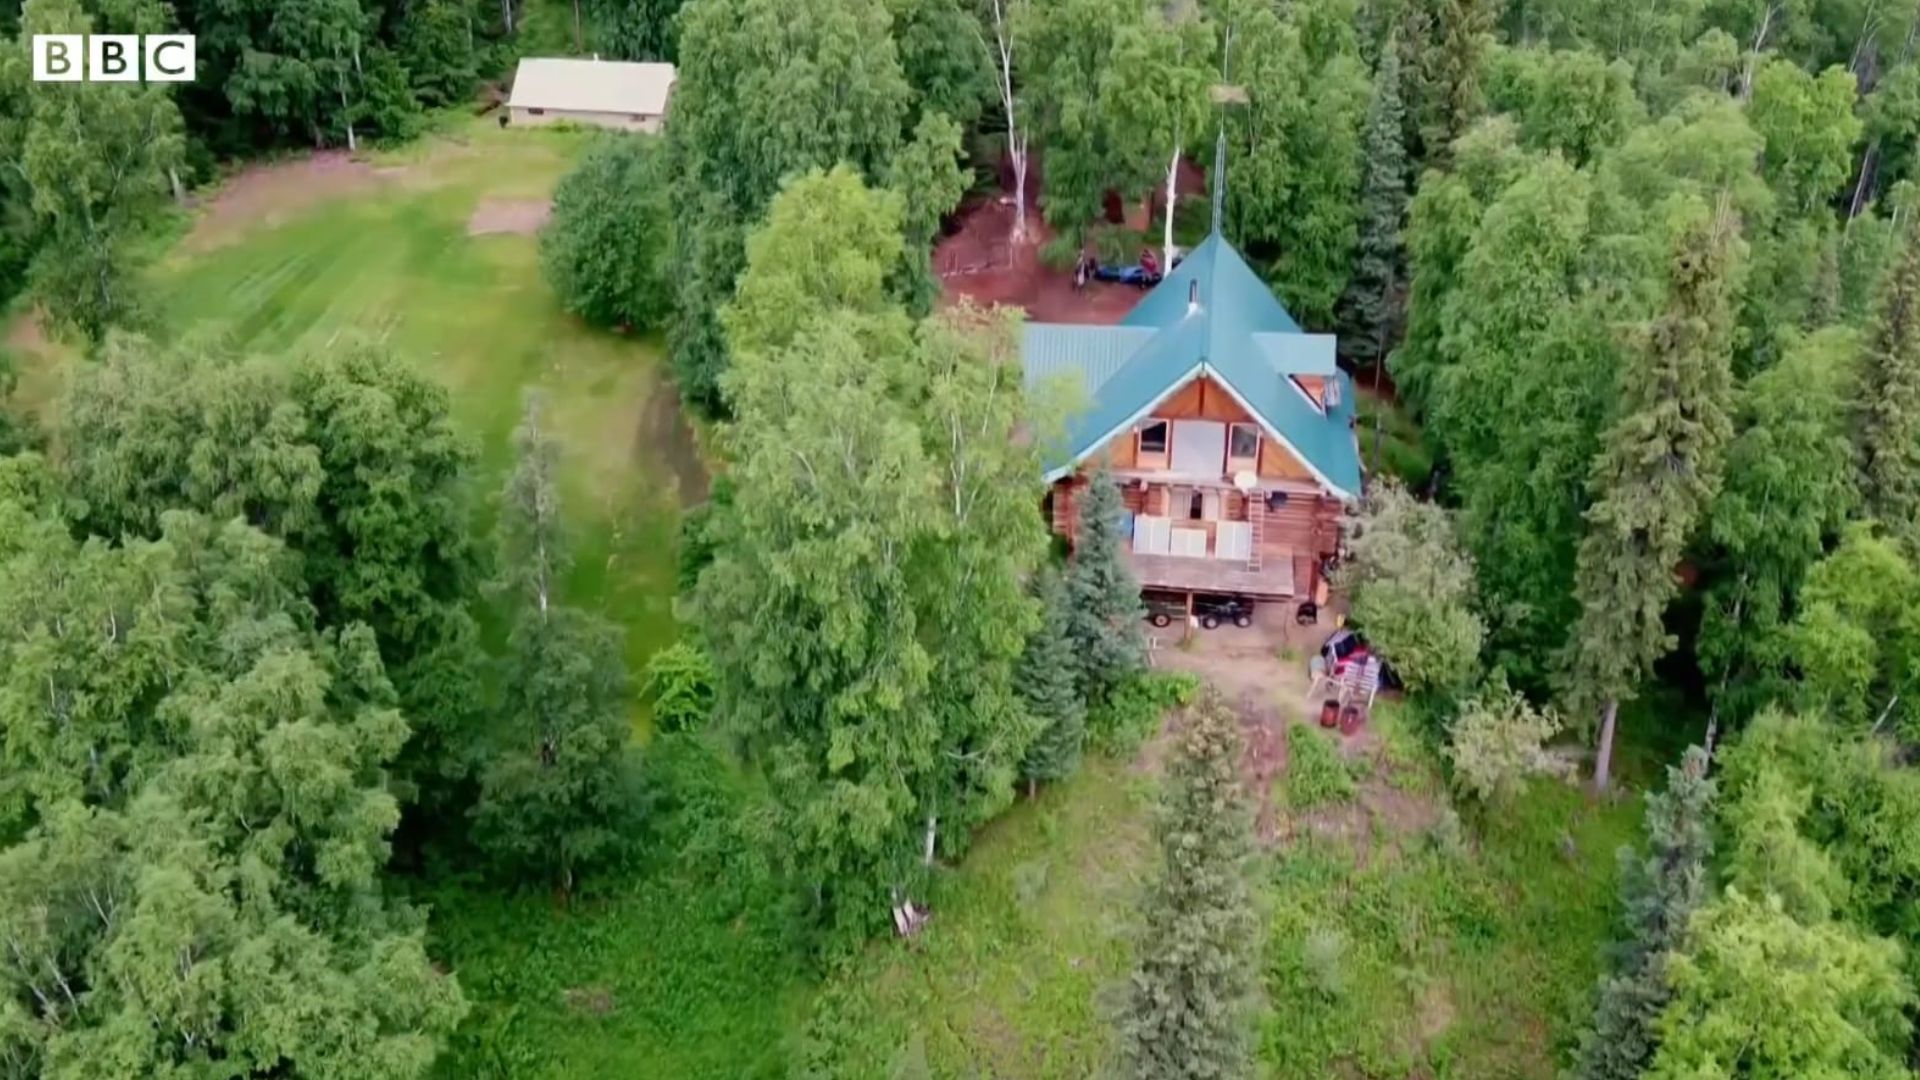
[1194,595,1255,630]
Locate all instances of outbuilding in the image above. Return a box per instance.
[505,58,676,133]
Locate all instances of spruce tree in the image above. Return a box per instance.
[1340,39,1409,375]
[1561,203,1741,791]
[1118,689,1255,1080]
[473,395,638,894]
[1019,566,1088,795]
[1858,214,1920,538]
[1572,746,1717,1080]
[1067,466,1146,706]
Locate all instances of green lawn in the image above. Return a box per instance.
[16,119,698,686]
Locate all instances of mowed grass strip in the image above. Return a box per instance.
[132,122,692,689]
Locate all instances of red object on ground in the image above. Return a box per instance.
[1339,705,1365,736]
[1319,700,1340,729]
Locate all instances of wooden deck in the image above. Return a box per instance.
[1127,553,1297,598]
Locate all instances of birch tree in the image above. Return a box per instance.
[0,502,467,1077]
[1101,0,1214,270]
[18,0,183,346]
[987,0,1033,240]
[694,175,1047,940]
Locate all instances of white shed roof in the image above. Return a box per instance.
[507,58,676,116]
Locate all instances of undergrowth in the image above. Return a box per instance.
[1286,725,1358,808]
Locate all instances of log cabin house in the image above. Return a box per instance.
[1021,227,1361,608]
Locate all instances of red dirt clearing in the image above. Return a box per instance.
[934,195,1142,326]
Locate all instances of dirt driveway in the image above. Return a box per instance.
[1152,603,1443,851]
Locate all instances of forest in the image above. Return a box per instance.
[4,0,1920,1074]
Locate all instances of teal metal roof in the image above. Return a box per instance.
[1021,324,1158,397]
[1020,231,1363,497]
[1254,332,1336,375]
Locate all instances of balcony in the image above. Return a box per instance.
[1126,551,1299,598]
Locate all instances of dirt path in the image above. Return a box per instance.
[1153,610,1444,856]
[934,196,1143,324]
[182,150,403,253]
[467,198,552,236]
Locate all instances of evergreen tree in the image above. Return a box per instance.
[886,112,969,318]
[1572,746,1717,1080]
[1340,39,1409,373]
[1118,688,1255,1080]
[1857,214,1920,539]
[1018,566,1087,795]
[1561,201,1741,791]
[1399,0,1497,165]
[1066,466,1146,708]
[472,395,637,894]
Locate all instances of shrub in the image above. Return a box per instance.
[1446,680,1564,802]
[1287,726,1357,809]
[641,640,716,733]
[1087,670,1199,755]
[1342,481,1484,698]
[541,134,672,330]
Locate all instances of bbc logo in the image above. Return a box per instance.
[32,34,195,82]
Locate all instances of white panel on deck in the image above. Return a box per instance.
[1170,420,1226,475]
[1169,528,1209,558]
[1133,516,1172,555]
[1215,521,1251,561]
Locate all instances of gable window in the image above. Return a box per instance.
[1228,422,1261,468]
[1138,420,1169,455]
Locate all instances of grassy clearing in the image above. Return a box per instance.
[801,759,1159,1077]
[1263,705,1640,1079]
[1284,724,1359,809]
[10,120,696,688]
[426,737,807,1079]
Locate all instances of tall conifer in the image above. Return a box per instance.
[1858,215,1920,537]
[1341,39,1409,376]
[1573,746,1717,1080]
[1562,202,1741,790]
[1067,467,1146,707]
[1118,689,1254,1080]
[1019,566,1088,795]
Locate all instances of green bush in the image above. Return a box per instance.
[1088,670,1201,755]
[1286,726,1357,809]
[540,134,672,331]
[641,639,716,733]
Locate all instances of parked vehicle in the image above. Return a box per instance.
[1143,591,1188,628]
[1194,595,1254,630]
[1316,628,1402,690]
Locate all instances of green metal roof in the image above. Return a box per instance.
[1021,324,1158,397]
[1020,231,1362,497]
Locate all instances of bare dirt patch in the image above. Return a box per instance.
[467,198,553,236]
[1153,605,1445,855]
[935,195,1143,325]
[1154,608,1321,845]
[184,151,402,252]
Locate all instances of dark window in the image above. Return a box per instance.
[1229,423,1260,460]
[1138,420,1169,455]
[528,108,546,116]
[1189,490,1204,520]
